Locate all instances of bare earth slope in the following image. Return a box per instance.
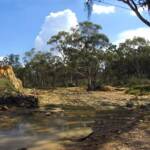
[0,65,23,92]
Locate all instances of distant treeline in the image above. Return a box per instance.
[3,22,150,90]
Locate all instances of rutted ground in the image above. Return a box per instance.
[22,87,150,150]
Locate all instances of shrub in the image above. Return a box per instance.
[0,78,18,96]
[127,77,150,86]
[126,84,150,95]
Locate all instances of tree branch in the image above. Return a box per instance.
[120,0,150,27]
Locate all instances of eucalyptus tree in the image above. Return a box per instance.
[48,21,109,90]
[7,54,21,68]
[24,51,48,88]
[118,37,150,78]
[47,31,71,86]
[104,37,150,84]
[76,21,109,90]
[0,57,9,67]
[23,49,62,88]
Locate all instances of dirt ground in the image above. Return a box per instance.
[25,87,135,109]
[24,87,150,150]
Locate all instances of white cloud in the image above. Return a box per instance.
[92,4,116,15]
[35,9,78,50]
[114,27,150,44]
[130,7,144,16]
[0,57,4,61]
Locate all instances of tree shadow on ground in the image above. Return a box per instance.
[0,103,149,150]
[64,104,150,150]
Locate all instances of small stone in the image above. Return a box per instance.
[45,112,51,116]
[139,120,144,123]
[1,106,9,111]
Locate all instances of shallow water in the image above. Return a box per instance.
[0,105,96,150]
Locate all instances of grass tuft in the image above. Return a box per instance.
[0,78,18,97]
[126,84,150,95]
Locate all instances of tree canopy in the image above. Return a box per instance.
[3,22,150,90]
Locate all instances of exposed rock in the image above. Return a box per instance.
[45,112,51,116]
[0,105,9,111]
[0,65,23,92]
[0,95,39,108]
[0,65,39,108]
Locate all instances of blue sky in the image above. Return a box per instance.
[0,0,150,57]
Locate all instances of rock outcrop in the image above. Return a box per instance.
[0,95,39,108]
[0,65,23,92]
[0,66,39,108]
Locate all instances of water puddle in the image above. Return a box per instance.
[0,105,96,150]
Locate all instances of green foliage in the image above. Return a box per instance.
[7,54,21,68]
[0,78,18,96]
[3,22,150,91]
[127,77,150,86]
[104,37,150,85]
[47,21,109,90]
[126,85,150,95]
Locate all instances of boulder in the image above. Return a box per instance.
[0,95,39,108]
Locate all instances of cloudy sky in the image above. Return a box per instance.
[0,0,150,56]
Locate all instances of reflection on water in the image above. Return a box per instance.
[0,105,96,150]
